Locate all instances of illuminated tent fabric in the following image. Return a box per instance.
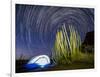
[25,55,50,69]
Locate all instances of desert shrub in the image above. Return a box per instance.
[52,24,94,65]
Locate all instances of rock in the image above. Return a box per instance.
[81,31,94,53]
[82,31,94,45]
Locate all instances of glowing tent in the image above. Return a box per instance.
[25,55,50,69]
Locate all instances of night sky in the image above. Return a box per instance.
[16,4,94,60]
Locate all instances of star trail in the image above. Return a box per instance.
[16,4,94,60]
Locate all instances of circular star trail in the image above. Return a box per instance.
[16,4,94,59]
